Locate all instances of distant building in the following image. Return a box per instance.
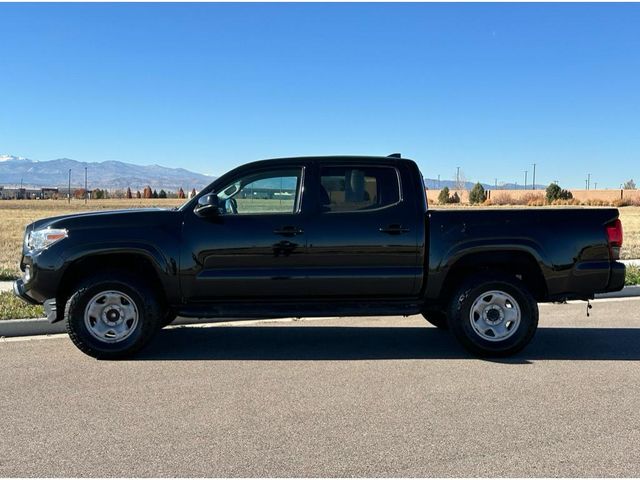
[41,187,59,199]
[0,185,59,199]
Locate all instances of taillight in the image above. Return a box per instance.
[606,219,623,259]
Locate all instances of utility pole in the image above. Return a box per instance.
[524,171,528,190]
[84,167,88,204]
[532,163,537,190]
[68,169,71,204]
[456,166,460,190]
[594,182,598,189]
[495,178,498,189]
[587,173,591,191]
[437,174,440,189]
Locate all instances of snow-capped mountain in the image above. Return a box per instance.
[0,155,30,163]
[0,154,214,191]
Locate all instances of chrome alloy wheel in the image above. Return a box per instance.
[83,290,139,343]
[469,290,521,342]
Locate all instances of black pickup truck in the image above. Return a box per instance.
[14,155,625,359]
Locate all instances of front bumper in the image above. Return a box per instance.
[13,279,39,305]
[13,279,59,322]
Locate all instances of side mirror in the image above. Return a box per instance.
[194,194,220,217]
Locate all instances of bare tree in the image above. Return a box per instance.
[454,169,467,190]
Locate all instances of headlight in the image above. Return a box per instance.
[27,228,68,251]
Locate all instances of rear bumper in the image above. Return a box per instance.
[607,261,626,292]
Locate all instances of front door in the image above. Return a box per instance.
[180,165,310,301]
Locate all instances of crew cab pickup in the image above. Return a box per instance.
[14,155,626,359]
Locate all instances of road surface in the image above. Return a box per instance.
[2,297,640,477]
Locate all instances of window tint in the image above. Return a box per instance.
[320,166,400,212]
[216,168,302,215]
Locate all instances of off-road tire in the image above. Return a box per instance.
[65,272,162,359]
[448,273,538,357]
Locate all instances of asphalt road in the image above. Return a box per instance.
[2,298,640,477]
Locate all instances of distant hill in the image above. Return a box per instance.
[0,154,214,191]
[423,177,546,191]
[0,154,547,192]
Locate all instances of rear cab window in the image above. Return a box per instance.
[319,165,401,213]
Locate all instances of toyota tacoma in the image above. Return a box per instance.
[14,155,626,358]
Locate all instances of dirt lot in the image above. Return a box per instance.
[1,200,639,280]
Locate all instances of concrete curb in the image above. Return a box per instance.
[0,316,261,339]
[1,286,639,338]
[621,259,640,267]
[0,318,67,337]
[595,285,640,299]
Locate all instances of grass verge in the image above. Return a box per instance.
[0,291,44,320]
[627,265,640,286]
[0,268,18,281]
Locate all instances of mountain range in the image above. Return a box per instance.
[1,154,547,192]
[0,155,214,191]
[422,178,547,191]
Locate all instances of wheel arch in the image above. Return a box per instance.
[55,252,171,322]
[437,250,549,306]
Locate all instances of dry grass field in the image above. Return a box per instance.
[620,207,640,260]
[0,200,639,281]
[0,199,184,279]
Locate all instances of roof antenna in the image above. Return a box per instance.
[387,153,401,158]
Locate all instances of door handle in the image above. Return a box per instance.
[379,224,410,235]
[273,226,304,236]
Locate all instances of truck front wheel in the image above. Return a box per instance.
[448,274,538,357]
[65,273,162,359]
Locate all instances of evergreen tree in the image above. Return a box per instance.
[438,186,451,205]
[469,183,486,204]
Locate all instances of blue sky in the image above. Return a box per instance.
[1,3,639,188]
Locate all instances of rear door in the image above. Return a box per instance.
[303,161,421,297]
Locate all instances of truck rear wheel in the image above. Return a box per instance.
[421,310,448,329]
[65,273,162,359]
[448,274,538,357]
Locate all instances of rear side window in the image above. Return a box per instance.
[319,166,401,212]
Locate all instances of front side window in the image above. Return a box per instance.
[216,168,302,215]
[320,166,400,212]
